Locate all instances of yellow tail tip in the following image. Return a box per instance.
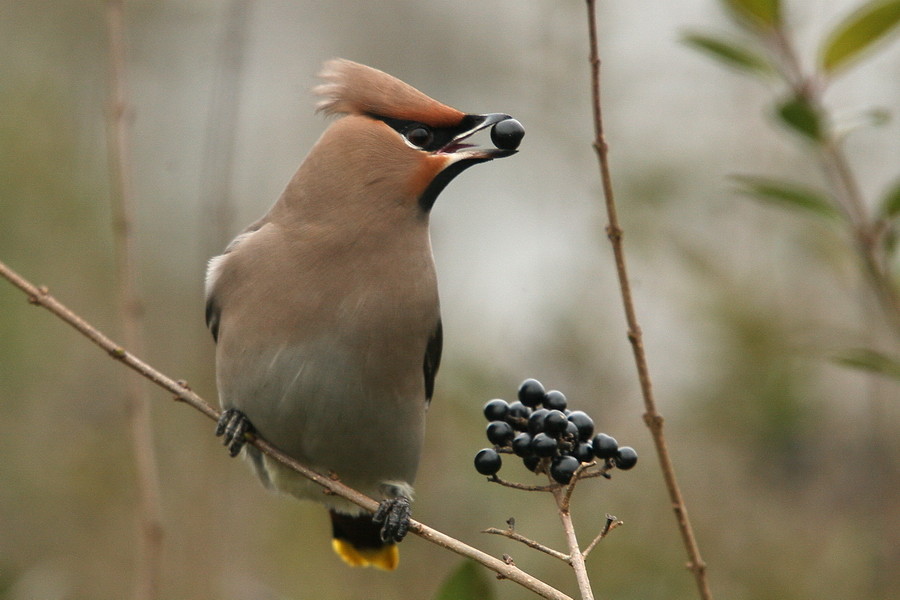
[332,538,399,571]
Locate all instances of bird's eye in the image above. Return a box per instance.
[405,126,434,149]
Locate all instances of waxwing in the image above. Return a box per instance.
[205,58,523,570]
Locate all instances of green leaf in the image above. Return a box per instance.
[821,0,900,75]
[722,0,782,30]
[776,96,824,141]
[833,348,900,381]
[682,31,775,76]
[433,561,494,600]
[879,178,900,219]
[731,175,840,219]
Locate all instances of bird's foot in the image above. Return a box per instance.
[372,496,411,543]
[215,408,254,457]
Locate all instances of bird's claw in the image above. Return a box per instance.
[372,496,411,543]
[216,408,254,457]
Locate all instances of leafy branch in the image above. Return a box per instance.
[684,0,900,376]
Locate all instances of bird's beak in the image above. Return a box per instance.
[416,112,522,211]
[438,113,518,160]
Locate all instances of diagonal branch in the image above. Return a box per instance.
[584,2,713,599]
[0,258,573,600]
[482,526,570,563]
[582,514,622,559]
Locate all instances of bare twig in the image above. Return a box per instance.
[482,526,570,562]
[584,2,713,599]
[0,259,573,600]
[582,514,623,559]
[483,462,623,599]
[488,474,557,492]
[104,3,163,599]
[552,486,594,600]
[562,463,594,505]
[577,463,614,481]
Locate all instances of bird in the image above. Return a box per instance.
[204,58,523,570]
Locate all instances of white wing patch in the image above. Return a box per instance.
[204,228,260,300]
[204,253,227,300]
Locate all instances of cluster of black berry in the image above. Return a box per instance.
[474,378,637,485]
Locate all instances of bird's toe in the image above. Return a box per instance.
[372,496,411,543]
[215,408,254,457]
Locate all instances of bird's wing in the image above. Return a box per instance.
[423,319,442,403]
[204,217,270,343]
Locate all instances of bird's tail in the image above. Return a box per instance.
[329,511,399,570]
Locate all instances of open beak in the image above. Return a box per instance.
[439,113,519,159]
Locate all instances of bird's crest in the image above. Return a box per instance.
[314,59,464,127]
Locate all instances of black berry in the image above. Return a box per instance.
[531,432,558,457]
[490,118,525,151]
[483,399,509,422]
[527,408,549,435]
[592,433,618,459]
[512,432,534,457]
[518,378,545,407]
[614,446,638,470]
[523,455,541,472]
[550,455,580,484]
[543,390,568,411]
[567,411,594,441]
[544,410,569,435]
[486,421,515,446]
[506,401,531,429]
[474,448,502,475]
[572,442,595,463]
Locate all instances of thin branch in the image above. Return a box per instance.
[103,3,163,599]
[0,259,573,600]
[485,464,618,568]
[488,474,557,492]
[582,514,623,559]
[482,527,570,563]
[576,464,613,481]
[562,462,597,505]
[584,2,713,599]
[552,486,594,600]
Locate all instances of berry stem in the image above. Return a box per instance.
[562,463,591,504]
[488,474,557,493]
[552,485,595,600]
[579,462,614,480]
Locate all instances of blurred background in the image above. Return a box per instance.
[1,1,898,599]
